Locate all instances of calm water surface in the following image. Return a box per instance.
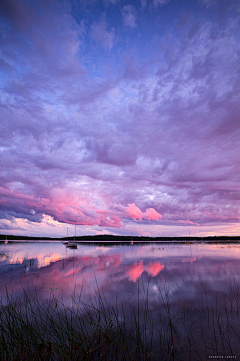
[1,241,240,359]
[0,241,240,302]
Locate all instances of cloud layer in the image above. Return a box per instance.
[0,0,240,237]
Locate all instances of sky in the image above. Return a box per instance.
[0,0,240,238]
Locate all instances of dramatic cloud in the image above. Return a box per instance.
[0,0,240,237]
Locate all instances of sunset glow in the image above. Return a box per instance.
[0,0,240,237]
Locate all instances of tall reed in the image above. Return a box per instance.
[0,280,240,360]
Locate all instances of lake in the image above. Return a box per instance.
[0,241,240,360]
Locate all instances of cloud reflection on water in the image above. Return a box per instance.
[0,243,240,307]
[1,242,240,358]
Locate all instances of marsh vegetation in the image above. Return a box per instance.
[1,280,240,361]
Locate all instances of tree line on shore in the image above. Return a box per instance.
[0,234,239,242]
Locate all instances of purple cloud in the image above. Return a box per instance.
[0,0,240,237]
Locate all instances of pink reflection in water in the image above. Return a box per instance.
[127,261,164,282]
[1,242,240,359]
[0,242,240,309]
[127,261,144,282]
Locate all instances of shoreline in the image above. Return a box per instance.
[0,234,240,244]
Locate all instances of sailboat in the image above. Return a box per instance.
[64,225,78,249]
[66,242,78,249]
[4,235,8,244]
[63,227,69,245]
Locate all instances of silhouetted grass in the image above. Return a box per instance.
[0,280,240,360]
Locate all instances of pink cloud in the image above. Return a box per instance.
[144,208,162,221]
[126,203,143,220]
[99,215,121,228]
